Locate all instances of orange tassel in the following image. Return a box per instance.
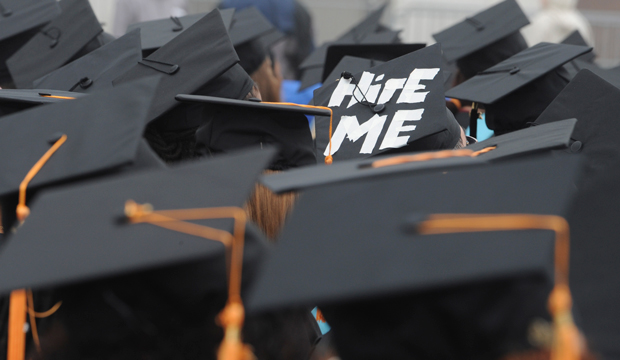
[549,285,581,360]
[217,302,255,360]
[7,289,27,360]
[315,309,326,323]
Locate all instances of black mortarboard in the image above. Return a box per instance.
[298,4,396,90]
[113,9,254,128]
[433,0,530,79]
[563,59,620,89]
[446,42,591,135]
[128,9,235,57]
[5,0,105,89]
[314,44,462,163]
[0,89,87,117]
[32,29,143,93]
[561,30,595,63]
[248,156,582,360]
[228,7,284,75]
[534,70,620,358]
[260,118,577,194]
[322,43,426,83]
[176,95,319,169]
[0,147,275,294]
[0,77,160,229]
[0,0,61,85]
[323,56,385,86]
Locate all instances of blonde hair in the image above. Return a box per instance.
[244,171,297,242]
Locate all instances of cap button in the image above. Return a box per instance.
[510,67,520,75]
[79,77,93,89]
[48,132,66,144]
[570,141,583,153]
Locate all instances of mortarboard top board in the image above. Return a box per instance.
[176,95,319,169]
[561,30,596,63]
[0,147,275,294]
[0,89,87,117]
[32,29,143,93]
[128,9,235,56]
[323,56,385,85]
[0,76,160,211]
[563,59,620,89]
[0,0,62,85]
[432,0,530,63]
[260,118,577,194]
[248,154,583,312]
[314,44,462,163]
[228,6,277,47]
[446,42,592,105]
[0,0,61,42]
[113,9,245,126]
[298,3,392,90]
[534,70,620,357]
[5,0,105,89]
[322,43,426,83]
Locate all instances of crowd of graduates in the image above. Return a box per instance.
[0,0,619,359]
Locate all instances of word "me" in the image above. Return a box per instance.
[324,68,440,156]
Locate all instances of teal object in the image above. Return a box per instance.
[467,113,494,141]
[311,307,331,334]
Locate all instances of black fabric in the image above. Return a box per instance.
[260,118,576,194]
[485,67,570,135]
[236,38,267,76]
[446,42,591,105]
[535,70,620,358]
[33,29,142,93]
[248,155,581,312]
[433,0,530,63]
[0,0,61,85]
[127,10,234,55]
[0,89,87,117]
[196,104,316,170]
[322,44,425,83]
[323,56,384,86]
[0,148,275,293]
[323,275,551,360]
[6,0,104,89]
[561,30,596,63]
[0,77,158,199]
[313,44,459,163]
[457,31,528,80]
[228,6,276,47]
[113,9,243,125]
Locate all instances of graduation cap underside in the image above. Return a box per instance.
[248,155,583,311]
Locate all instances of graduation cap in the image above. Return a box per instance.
[113,9,255,128]
[0,148,275,359]
[128,9,235,57]
[323,56,385,86]
[0,89,87,117]
[0,77,161,230]
[32,29,143,93]
[322,43,426,83]
[561,30,595,63]
[446,42,592,136]
[433,0,530,80]
[228,7,285,75]
[298,4,398,90]
[176,95,321,169]
[260,118,577,194]
[248,155,583,359]
[534,70,620,358]
[0,0,61,85]
[5,0,106,89]
[563,59,620,90]
[314,44,462,163]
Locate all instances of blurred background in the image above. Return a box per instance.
[88,0,620,67]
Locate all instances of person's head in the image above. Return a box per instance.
[236,38,283,102]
